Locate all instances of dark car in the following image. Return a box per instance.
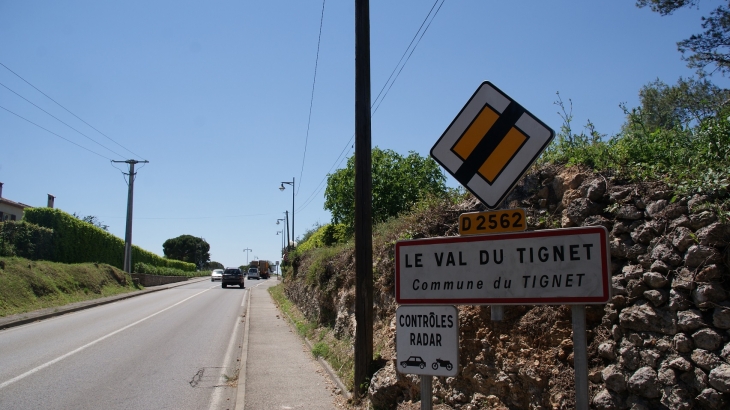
[400,356,426,369]
[221,267,245,288]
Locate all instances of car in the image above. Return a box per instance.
[247,267,260,280]
[400,356,427,369]
[221,267,245,288]
[210,269,224,282]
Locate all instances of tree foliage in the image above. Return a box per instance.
[637,0,730,75]
[72,212,109,231]
[324,147,447,234]
[628,77,730,130]
[162,235,210,269]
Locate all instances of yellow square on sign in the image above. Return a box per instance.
[431,81,554,209]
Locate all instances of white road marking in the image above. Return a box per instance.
[0,287,213,390]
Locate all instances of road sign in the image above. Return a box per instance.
[396,305,459,377]
[459,209,527,236]
[395,226,610,305]
[431,82,554,209]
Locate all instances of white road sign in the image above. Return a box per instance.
[396,305,459,377]
[395,226,610,305]
[431,81,554,209]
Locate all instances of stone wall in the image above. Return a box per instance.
[284,165,730,409]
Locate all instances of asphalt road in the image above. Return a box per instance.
[0,278,255,410]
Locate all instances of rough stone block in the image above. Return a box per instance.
[692,328,724,351]
[627,367,661,398]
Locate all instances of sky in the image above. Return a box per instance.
[1,0,728,268]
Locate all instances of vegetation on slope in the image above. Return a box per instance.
[0,257,140,317]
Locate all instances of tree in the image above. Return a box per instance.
[162,235,210,269]
[324,147,447,234]
[637,0,730,75]
[626,77,730,130]
[207,261,224,270]
[72,212,109,231]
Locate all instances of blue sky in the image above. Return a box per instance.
[1,1,726,268]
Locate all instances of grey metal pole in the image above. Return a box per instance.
[285,210,290,250]
[243,248,252,265]
[420,376,432,410]
[291,177,296,246]
[490,305,504,321]
[354,0,373,399]
[572,305,589,410]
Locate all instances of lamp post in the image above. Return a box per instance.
[279,177,294,248]
[276,218,287,250]
[243,248,252,265]
[277,229,284,275]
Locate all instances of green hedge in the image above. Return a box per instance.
[134,262,209,277]
[0,221,54,260]
[23,208,196,272]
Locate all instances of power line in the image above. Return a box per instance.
[370,0,441,113]
[0,104,113,161]
[296,0,327,197]
[372,0,445,116]
[0,61,146,160]
[0,81,125,159]
[295,0,446,213]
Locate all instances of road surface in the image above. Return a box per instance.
[0,279,252,409]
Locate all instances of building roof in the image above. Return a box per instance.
[0,197,31,209]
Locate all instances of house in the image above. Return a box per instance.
[0,182,31,221]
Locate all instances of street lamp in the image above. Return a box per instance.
[243,248,252,264]
[276,230,284,275]
[279,177,294,248]
[276,218,287,250]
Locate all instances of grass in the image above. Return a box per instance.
[268,283,355,390]
[0,256,141,317]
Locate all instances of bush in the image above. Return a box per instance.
[0,221,53,260]
[23,208,196,271]
[297,223,349,253]
[133,262,206,277]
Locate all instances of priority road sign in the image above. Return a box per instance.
[396,305,459,377]
[395,226,610,305]
[431,82,554,209]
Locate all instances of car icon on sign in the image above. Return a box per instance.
[400,356,427,369]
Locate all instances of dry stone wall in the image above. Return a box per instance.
[284,165,730,410]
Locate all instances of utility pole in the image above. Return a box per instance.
[354,0,373,399]
[112,159,149,273]
[243,248,252,265]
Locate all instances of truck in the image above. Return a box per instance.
[249,260,271,279]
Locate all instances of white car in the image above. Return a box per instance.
[247,267,260,280]
[211,269,224,282]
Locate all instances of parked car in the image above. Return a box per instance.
[211,269,224,282]
[247,267,260,280]
[222,267,245,288]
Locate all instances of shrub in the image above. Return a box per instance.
[23,208,196,271]
[0,221,53,260]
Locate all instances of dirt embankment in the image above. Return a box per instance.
[284,164,730,410]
